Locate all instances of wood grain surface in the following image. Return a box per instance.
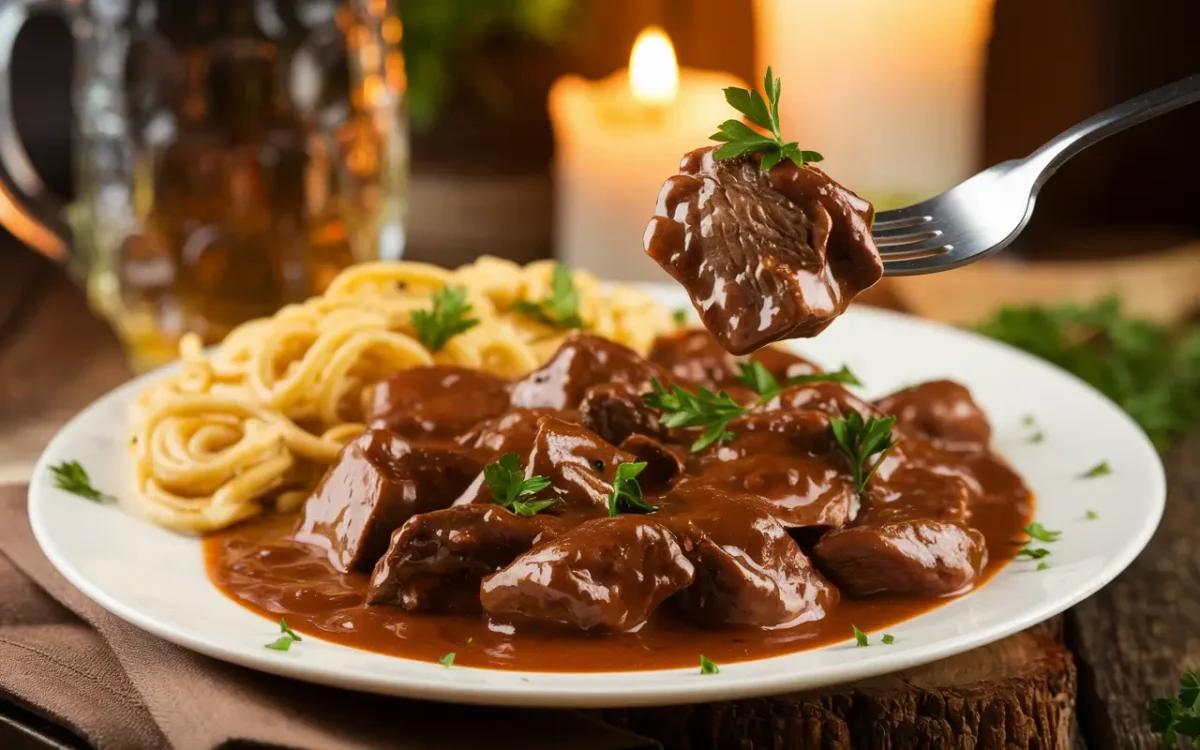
[0,242,1194,748]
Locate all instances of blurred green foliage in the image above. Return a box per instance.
[975,297,1200,451]
[397,0,577,130]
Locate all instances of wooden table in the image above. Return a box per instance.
[1,244,1195,749]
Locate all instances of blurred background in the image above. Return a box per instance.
[0,0,1197,353]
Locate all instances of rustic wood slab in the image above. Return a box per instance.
[605,628,1076,749]
[1066,434,1200,750]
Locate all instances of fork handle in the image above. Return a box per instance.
[1025,73,1200,185]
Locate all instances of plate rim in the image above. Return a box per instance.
[27,302,1167,708]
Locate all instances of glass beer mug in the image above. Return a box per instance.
[0,0,408,370]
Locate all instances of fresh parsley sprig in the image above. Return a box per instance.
[830,412,898,496]
[643,378,749,452]
[1016,547,1050,560]
[410,285,479,352]
[710,66,823,171]
[265,618,303,651]
[1079,460,1112,479]
[483,453,558,516]
[734,361,863,403]
[49,461,114,503]
[512,265,584,329]
[607,461,656,517]
[852,624,869,647]
[699,655,720,675]
[1149,672,1200,747]
[1024,522,1061,543]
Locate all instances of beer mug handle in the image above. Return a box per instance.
[0,0,73,259]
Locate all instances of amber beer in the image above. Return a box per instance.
[0,0,407,371]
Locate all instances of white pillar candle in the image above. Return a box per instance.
[754,0,995,208]
[550,28,747,281]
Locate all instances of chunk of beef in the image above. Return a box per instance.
[648,329,819,388]
[367,505,567,612]
[684,454,857,529]
[618,434,684,491]
[365,366,511,440]
[749,345,822,382]
[644,147,883,354]
[875,380,992,451]
[812,520,987,598]
[869,468,974,525]
[480,515,695,632]
[711,409,836,459]
[455,407,568,462]
[294,429,481,573]
[578,382,667,446]
[657,485,838,628]
[510,333,669,410]
[811,467,986,597]
[521,416,641,520]
[648,329,740,386]
[767,382,878,420]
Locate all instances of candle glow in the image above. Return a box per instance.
[629,27,680,106]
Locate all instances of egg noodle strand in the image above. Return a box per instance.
[130,257,676,532]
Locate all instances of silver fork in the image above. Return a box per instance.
[873,74,1200,276]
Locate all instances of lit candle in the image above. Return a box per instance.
[549,28,746,281]
[754,0,995,208]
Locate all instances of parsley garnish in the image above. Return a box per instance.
[643,378,748,452]
[1016,547,1050,560]
[49,461,114,503]
[699,655,720,675]
[483,453,558,516]
[265,618,303,651]
[1019,523,1058,566]
[710,67,823,170]
[410,285,479,352]
[512,265,583,329]
[852,624,869,647]
[976,297,1199,452]
[734,360,862,403]
[1024,522,1062,543]
[1020,415,1045,443]
[1149,672,1200,747]
[672,308,688,326]
[1079,460,1112,479]
[439,652,456,668]
[1086,509,1099,520]
[881,634,895,645]
[830,412,898,496]
[607,461,655,516]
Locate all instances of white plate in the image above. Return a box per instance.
[28,292,1165,708]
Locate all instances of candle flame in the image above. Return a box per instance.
[629,26,678,105]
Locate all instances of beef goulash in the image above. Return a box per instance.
[202,69,1031,673]
[206,331,1032,672]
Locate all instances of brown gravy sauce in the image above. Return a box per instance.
[203,464,1031,673]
